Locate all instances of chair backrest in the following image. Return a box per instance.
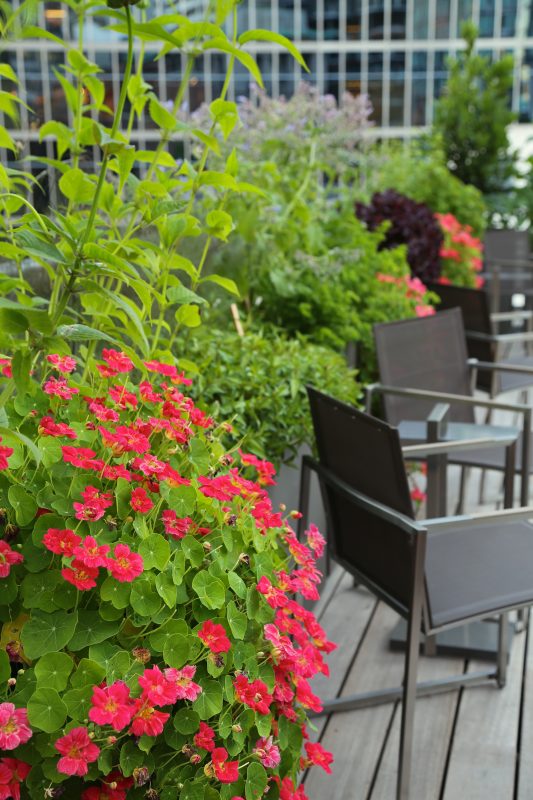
[484,229,530,263]
[307,387,417,613]
[374,308,475,425]
[426,282,495,370]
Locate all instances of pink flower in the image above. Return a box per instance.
[130,700,169,737]
[193,721,215,752]
[233,675,272,715]
[73,536,110,568]
[46,354,77,373]
[100,426,151,455]
[256,576,288,609]
[198,620,231,654]
[62,445,103,471]
[97,349,134,377]
[161,510,192,539]
[0,359,12,379]
[254,736,281,768]
[130,487,153,514]
[108,543,144,582]
[43,376,78,400]
[61,559,99,591]
[305,524,325,558]
[55,727,100,776]
[304,741,334,774]
[0,757,31,800]
[211,747,239,783]
[239,452,277,486]
[164,666,202,701]
[38,415,77,439]
[0,542,23,579]
[0,439,13,471]
[415,304,435,318]
[138,666,178,707]
[42,528,82,557]
[89,682,134,731]
[0,704,32,750]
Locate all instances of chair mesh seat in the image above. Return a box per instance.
[426,519,533,628]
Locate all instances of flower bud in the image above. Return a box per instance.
[107,735,117,745]
[239,553,250,566]
[133,766,150,787]
[145,790,160,800]
[226,514,238,527]
[203,542,212,553]
[231,724,242,734]
[289,510,303,519]
[132,647,151,664]
[278,503,286,512]
[7,678,16,687]
[181,744,194,758]
[190,754,201,765]
[204,763,215,779]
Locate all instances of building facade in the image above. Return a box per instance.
[1,0,533,162]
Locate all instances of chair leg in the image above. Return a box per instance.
[455,466,470,515]
[397,609,422,798]
[496,612,509,688]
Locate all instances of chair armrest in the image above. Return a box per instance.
[491,310,533,323]
[472,360,533,376]
[466,329,533,344]
[365,382,530,415]
[485,257,533,269]
[402,434,518,458]
[300,455,425,536]
[424,506,533,532]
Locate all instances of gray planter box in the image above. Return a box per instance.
[268,444,327,538]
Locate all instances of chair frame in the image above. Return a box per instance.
[298,448,533,800]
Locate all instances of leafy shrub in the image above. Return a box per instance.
[365,138,487,236]
[433,22,517,196]
[0,350,334,799]
[436,213,484,288]
[355,190,443,284]
[184,328,360,466]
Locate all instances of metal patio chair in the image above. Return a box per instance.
[299,387,533,800]
[483,229,533,315]
[370,308,533,510]
[426,281,533,396]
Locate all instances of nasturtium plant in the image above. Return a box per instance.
[0,350,334,799]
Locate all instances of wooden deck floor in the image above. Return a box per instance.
[302,436,533,800]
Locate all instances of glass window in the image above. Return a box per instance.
[280,53,296,97]
[346,53,362,96]
[279,0,295,38]
[368,52,383,125]
[389,51,405,125]
[368,0,384,39]
[413,4,428,38]
[189,56,206,112]
[457,0,473,35]
[233,60,250,102]
[412,51,427,125]
[325,52,339,97]
[257,53,273,96]
[255,1,272,32]
[479,0,495,36]
[520,49,533,123]
[236,3,250,36]
[501,0,518,36]
[347,1,362,39]
[391,0,407,39]
[324,0,340,39]
[434,50,448,102]
[436,0,450,38]
[301,0,317,39]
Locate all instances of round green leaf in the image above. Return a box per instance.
[119,740,145,777]
[0,650,10,683]
[27,688,67,733]
[149,619,189,653]
[130,578,161,617]
[8,485,37,526]
[163,633,190,668]
[71,658,106,688]
[139,534,170,570]
[100,576,131,609]
[68,611,120,650]
[192,570,226,609]
[245,762,268,800]
[63,686,93,721]
[21,610,78,659]
[155,572,177,608]
[34,653,73,691]
[173,707,200,734]
[192,679,223,720]
[227,600,247,640]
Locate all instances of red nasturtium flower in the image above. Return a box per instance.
[194,721,216,751]
[54,727,100,776]
[89,682,134,731]
[0,704,32,750]
[107,543,143,582]
[198,620,231,653]
[47,353,77,373]
[130,486,153,513]
[0,541,23,578]
[210,747,239,783]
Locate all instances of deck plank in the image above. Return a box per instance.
[305,603,406,799]
[370,651,465,799]
[308,576,376,742]
[441,624,526,800]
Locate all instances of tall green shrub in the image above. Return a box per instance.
[433,21,516,195]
